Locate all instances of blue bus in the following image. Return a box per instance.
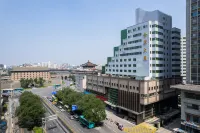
[79,115,95,129]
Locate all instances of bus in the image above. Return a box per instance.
[79,115,95,129]
[14,88,24,92]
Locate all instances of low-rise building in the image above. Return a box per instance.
[74,70,98,92]
[11,67,50,81]
[86,75,180,124]
[75,74,87,92]
[171,84,200,133]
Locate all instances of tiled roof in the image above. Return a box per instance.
[11,67,49,72]
[81,60,97,67]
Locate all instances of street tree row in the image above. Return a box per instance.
[56,87,106,123]
[20,77,46,88]
[16,91,45,130]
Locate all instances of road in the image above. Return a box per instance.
[43,103,68,133]
[43,97,120,133]
[32,86,122,133]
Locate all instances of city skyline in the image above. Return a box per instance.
[1,0,185,66]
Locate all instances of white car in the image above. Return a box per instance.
[70,116,74,120]
[60,109,65,112]
[58,106,62,109]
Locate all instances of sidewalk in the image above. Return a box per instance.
[105,110,135,128]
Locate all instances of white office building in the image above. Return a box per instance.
[105,8,181,79]
[181,37,186,82]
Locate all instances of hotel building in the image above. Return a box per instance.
[105,8,180,80]
[86,8,181,124]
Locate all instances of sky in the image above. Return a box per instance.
[0,0,186,66]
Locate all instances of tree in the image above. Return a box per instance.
[33,127,43,133]
[16,91,45,130]
[56,87,74,101]
[77,94,106,123]
[38,77,45,87]
[63,91,83,107]
[34,78,38,84]
[20,78,29,88]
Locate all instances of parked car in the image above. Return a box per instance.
[60,109,65,112]
[73,114,79,120]
[58,106,62,109]
[70,115,74,120]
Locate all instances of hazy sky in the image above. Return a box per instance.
[0,0,185,66]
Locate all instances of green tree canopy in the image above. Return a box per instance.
[77,94,106,123]
[63,91,83,107]
[16,91,45,130]
[20,78,46,88]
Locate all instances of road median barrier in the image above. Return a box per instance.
[41,97,75,133]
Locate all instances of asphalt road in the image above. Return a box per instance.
[43,97,117,133]
[32,85,122,133]
[43,104,67,133]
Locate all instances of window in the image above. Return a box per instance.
[120,59,122,62]
[124,46,142,50]
[192,104,199,110]
[120,52,142,56]
[128,64,131,67]
[133,58,136,61]
[193,116,200,124]
[128,70,131,72]
[128,39,142,44]
[133,70,136,73]
[133,64,136,67]
[124,70,127,72]
[128,58,131,61]
[124,59,127,61]
[133,33,142,37]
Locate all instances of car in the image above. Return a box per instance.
[73,114,79,119]
[70,116,74,120]
[60,109,65,112]
[70,111,74,115]
[58,106,62,109]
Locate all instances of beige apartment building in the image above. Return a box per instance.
[11,67,50,81]
[86,75,181,124]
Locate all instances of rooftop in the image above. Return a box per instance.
[11,67,49,72]
[81,60,97,67]
[171,84,200,92]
